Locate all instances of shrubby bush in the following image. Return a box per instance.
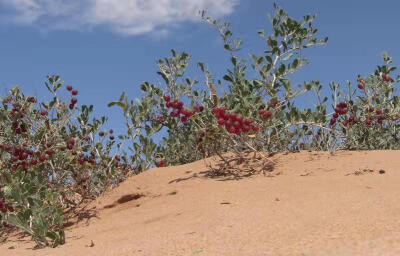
[0,77,127,247]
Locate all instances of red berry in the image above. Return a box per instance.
[357,83,364,89]
[71,98,78,104]
[71,89,78,95]
[217,118,225,126]
[228,127,236,134]
[342,120,349,126]
[170,110,179,117]
[369,106,374,113]
[258,109,266,115]
[11,156,18,163]
[69,104,74,110]
[199,106,204,112]
[109,129,114,134]
[265,111,272,118]
[365,119,372,126]
[66,85,73,91]
[382,74,390,82]
[376,109,382,115]
[45,149,54,156]
[166,102,173,108]
[176,101,183,109]
[333,113,339,119]
[234,128,241,135]
[40,110,47,116]
[110,136,115,140]
[330,118,336,125]
[194,105,200,112]
[241,125,250,133]
[181,108,190,117]
[163,95,171,102]
[252,125,259,132]
[244,120,253,126]
[39,155,46,162]
[181,116,188,123]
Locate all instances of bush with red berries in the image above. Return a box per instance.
[0,76,128,247]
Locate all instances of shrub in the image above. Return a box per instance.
[0,76,126,247]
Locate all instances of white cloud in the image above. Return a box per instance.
[0,0,238,35]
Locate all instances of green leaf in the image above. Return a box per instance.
[292,59,299,69]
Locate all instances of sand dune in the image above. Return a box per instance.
[2,150,400,256]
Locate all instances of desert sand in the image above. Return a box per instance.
[1,150,400,256]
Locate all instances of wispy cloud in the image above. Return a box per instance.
[0,0,238,35]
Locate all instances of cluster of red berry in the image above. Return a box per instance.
[156,159,167,167]
[382,73,391,82]
[0,198,7,214]
[330,102,348,125]
[363,107,389,126]
[164,95,203,125]
[6,99,38,134]
[358,74,391,90]
[66,85,78,110]
[213,107,259,135]
[0,143,49,171]
[258,109,272,118]
[99,129,114,140]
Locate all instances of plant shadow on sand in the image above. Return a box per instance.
[169,152,277,183]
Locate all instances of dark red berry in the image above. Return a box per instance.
[39,155,46,162]
[71,89,78,95]
[258,109,266,115]
[40,110,47,116]
[45,149,54,156]
[109,129,114,134]
[217,118,225,126]
[71,98,78,104]
[244,120,253,126]
[164,95,171,102]
[252,125,259,132]
[66,85,73,91]
[333,113,339,119]
[110,136,115,140]
[357,83,364,89]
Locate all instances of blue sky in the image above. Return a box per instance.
[0,0,399,138]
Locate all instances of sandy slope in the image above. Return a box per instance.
[1,150,400,256]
